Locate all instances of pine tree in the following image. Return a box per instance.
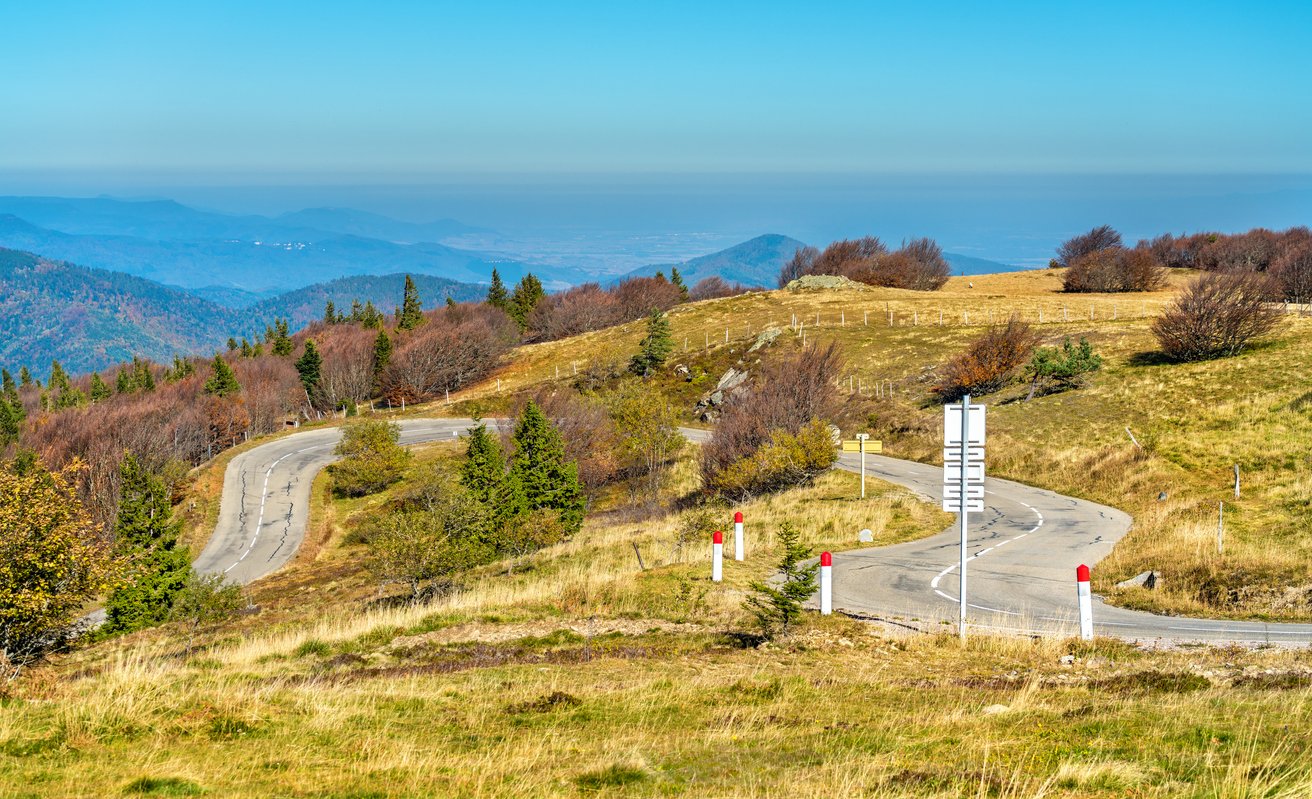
[349,299,364,323]
[89,373,112,402]
[655,270,667,281]
[18,367,32,388]
[486,268,510,311]
[0,397,21,445]
[295,339,322,396]
[166,356,195,383]
[446,296,457,308]
[116,367,134,394]
[203,356,241,397]
[745,522,818,638]
[240,338,253,358]
[509,273,545,330]
[1,368,15,398]
[460,422,525,528]
[48,360,70,394]
[372,330,393,386]
[272,319,294,356]
[361,300,384,329]
[134,357,155,392]
[629,309,674,376]
[510,401,585,535]
[397,275,425,331]
[671,266,689,300]
[227,337,239,352]
[323,301,338,325]
[102,455,193,635]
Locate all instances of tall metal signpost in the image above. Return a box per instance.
[943,395,985,640]
[855,433,870,498]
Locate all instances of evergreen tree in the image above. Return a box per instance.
[398,275,424,330]
[745,522,818,638]
[629,309,674,376]
[509,273,545,330]
[0,397,21,445]
[101,455,193,635]
[264,324,275,343]
[18,367,32,388]
[349,299,364,323]
[361,300,384,329]
[251,343,264,357]
[48,360,70,394]
[372,330,393,386]
[655,270,667,281]
[203,356,241,397]
[240,338,253,358]
[460,422,525,528]
[115,367,134,394]
[89,373,112,402]
[272,319,294,356]
[166,356,195,383]
[671,266,689,300]
[1,369,15,398]
[323,301,338,325]
[486,268,510,311]
[295,339,322,396]
[134,357,155,392]
[509,401,585,534]
[227,337,239,352]
[446,296,457,308]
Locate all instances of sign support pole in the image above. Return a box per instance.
[856,433,869,499]
[958,393,971,640]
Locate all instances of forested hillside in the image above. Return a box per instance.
[0,248,237,375]
[249,273,487,328]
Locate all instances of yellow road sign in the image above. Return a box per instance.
[841,439,882,453]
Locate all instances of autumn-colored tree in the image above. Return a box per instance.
[933,318,1040,401]
[1055,225,1123,267]
[0,458,117,677]
[1063,247,1165,292]
[1152,272,1281,361]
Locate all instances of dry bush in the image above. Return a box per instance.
[785,235,948,291]
[382,306,517,403]
[526,283,622,342]
[612,276,683,320]
[1271,238,1312,303]
[1055,225,1122,267]
[810,237,887,277]
[312,327,375,411]
[701,342,843,489]
[689,276,753,301]
[1152,272,1281,361]
[932,318,1040,402]
[1063,247,1165,293]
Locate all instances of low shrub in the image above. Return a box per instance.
[932,318,1039,401]
[1151,272,1280,361]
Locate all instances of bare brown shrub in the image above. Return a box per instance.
[689,276,754,301]
[1055,225,1123,267]
[1152,272,1281,361]
[700,342,844,489]
[1271,238,1312,303]
[1063,247,1165,293]
[777,246,819,287]
[932,318,1040,402]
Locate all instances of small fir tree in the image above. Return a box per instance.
[745,522,818,638]
[460,422,525,528]
[372,330,393,386]
[295,339,323,396]
[629,309,674,376]
[272,319,294,356]
[89,373,112,402]
[509,401,585,534]
[671,266,689,300]
[486,268,510,311]
[398,275,424,330]
[133,357,155,392]
[203,356,241,397]
[18,367,32,388]
[102,455,193,635]
[323,301,339,325]
[509,273,545,330]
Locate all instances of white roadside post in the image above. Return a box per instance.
[1076,564,1093,640]
[733,511,745,561]
[944,395,986,640]
[819,552,833,615]
[855,433,870,499]
[712,531,724,583]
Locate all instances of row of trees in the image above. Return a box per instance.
[1055,224,1312,301]
[778,236,951,291]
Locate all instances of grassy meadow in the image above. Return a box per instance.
[8,442,1312,797]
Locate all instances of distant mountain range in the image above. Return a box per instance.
[0,247,490,375]
[622,234,1019,287]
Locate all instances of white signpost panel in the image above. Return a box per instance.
[943,397,986,638]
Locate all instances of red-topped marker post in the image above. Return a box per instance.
[733,512,745,561]
[712,531,724,583]
[1076,564,1093,640]
[819,552,833,615]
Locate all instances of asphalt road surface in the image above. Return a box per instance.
[196,420,1311,644]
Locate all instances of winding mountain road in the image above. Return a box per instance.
[198,419,1311,644]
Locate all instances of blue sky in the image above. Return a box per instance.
[2,0,1310,179]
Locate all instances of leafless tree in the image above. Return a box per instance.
[1152,272,1281,361]
[1055,225,1123,267]
[777,246,820,287]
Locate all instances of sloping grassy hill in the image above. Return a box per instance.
[456,268,1312,621]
